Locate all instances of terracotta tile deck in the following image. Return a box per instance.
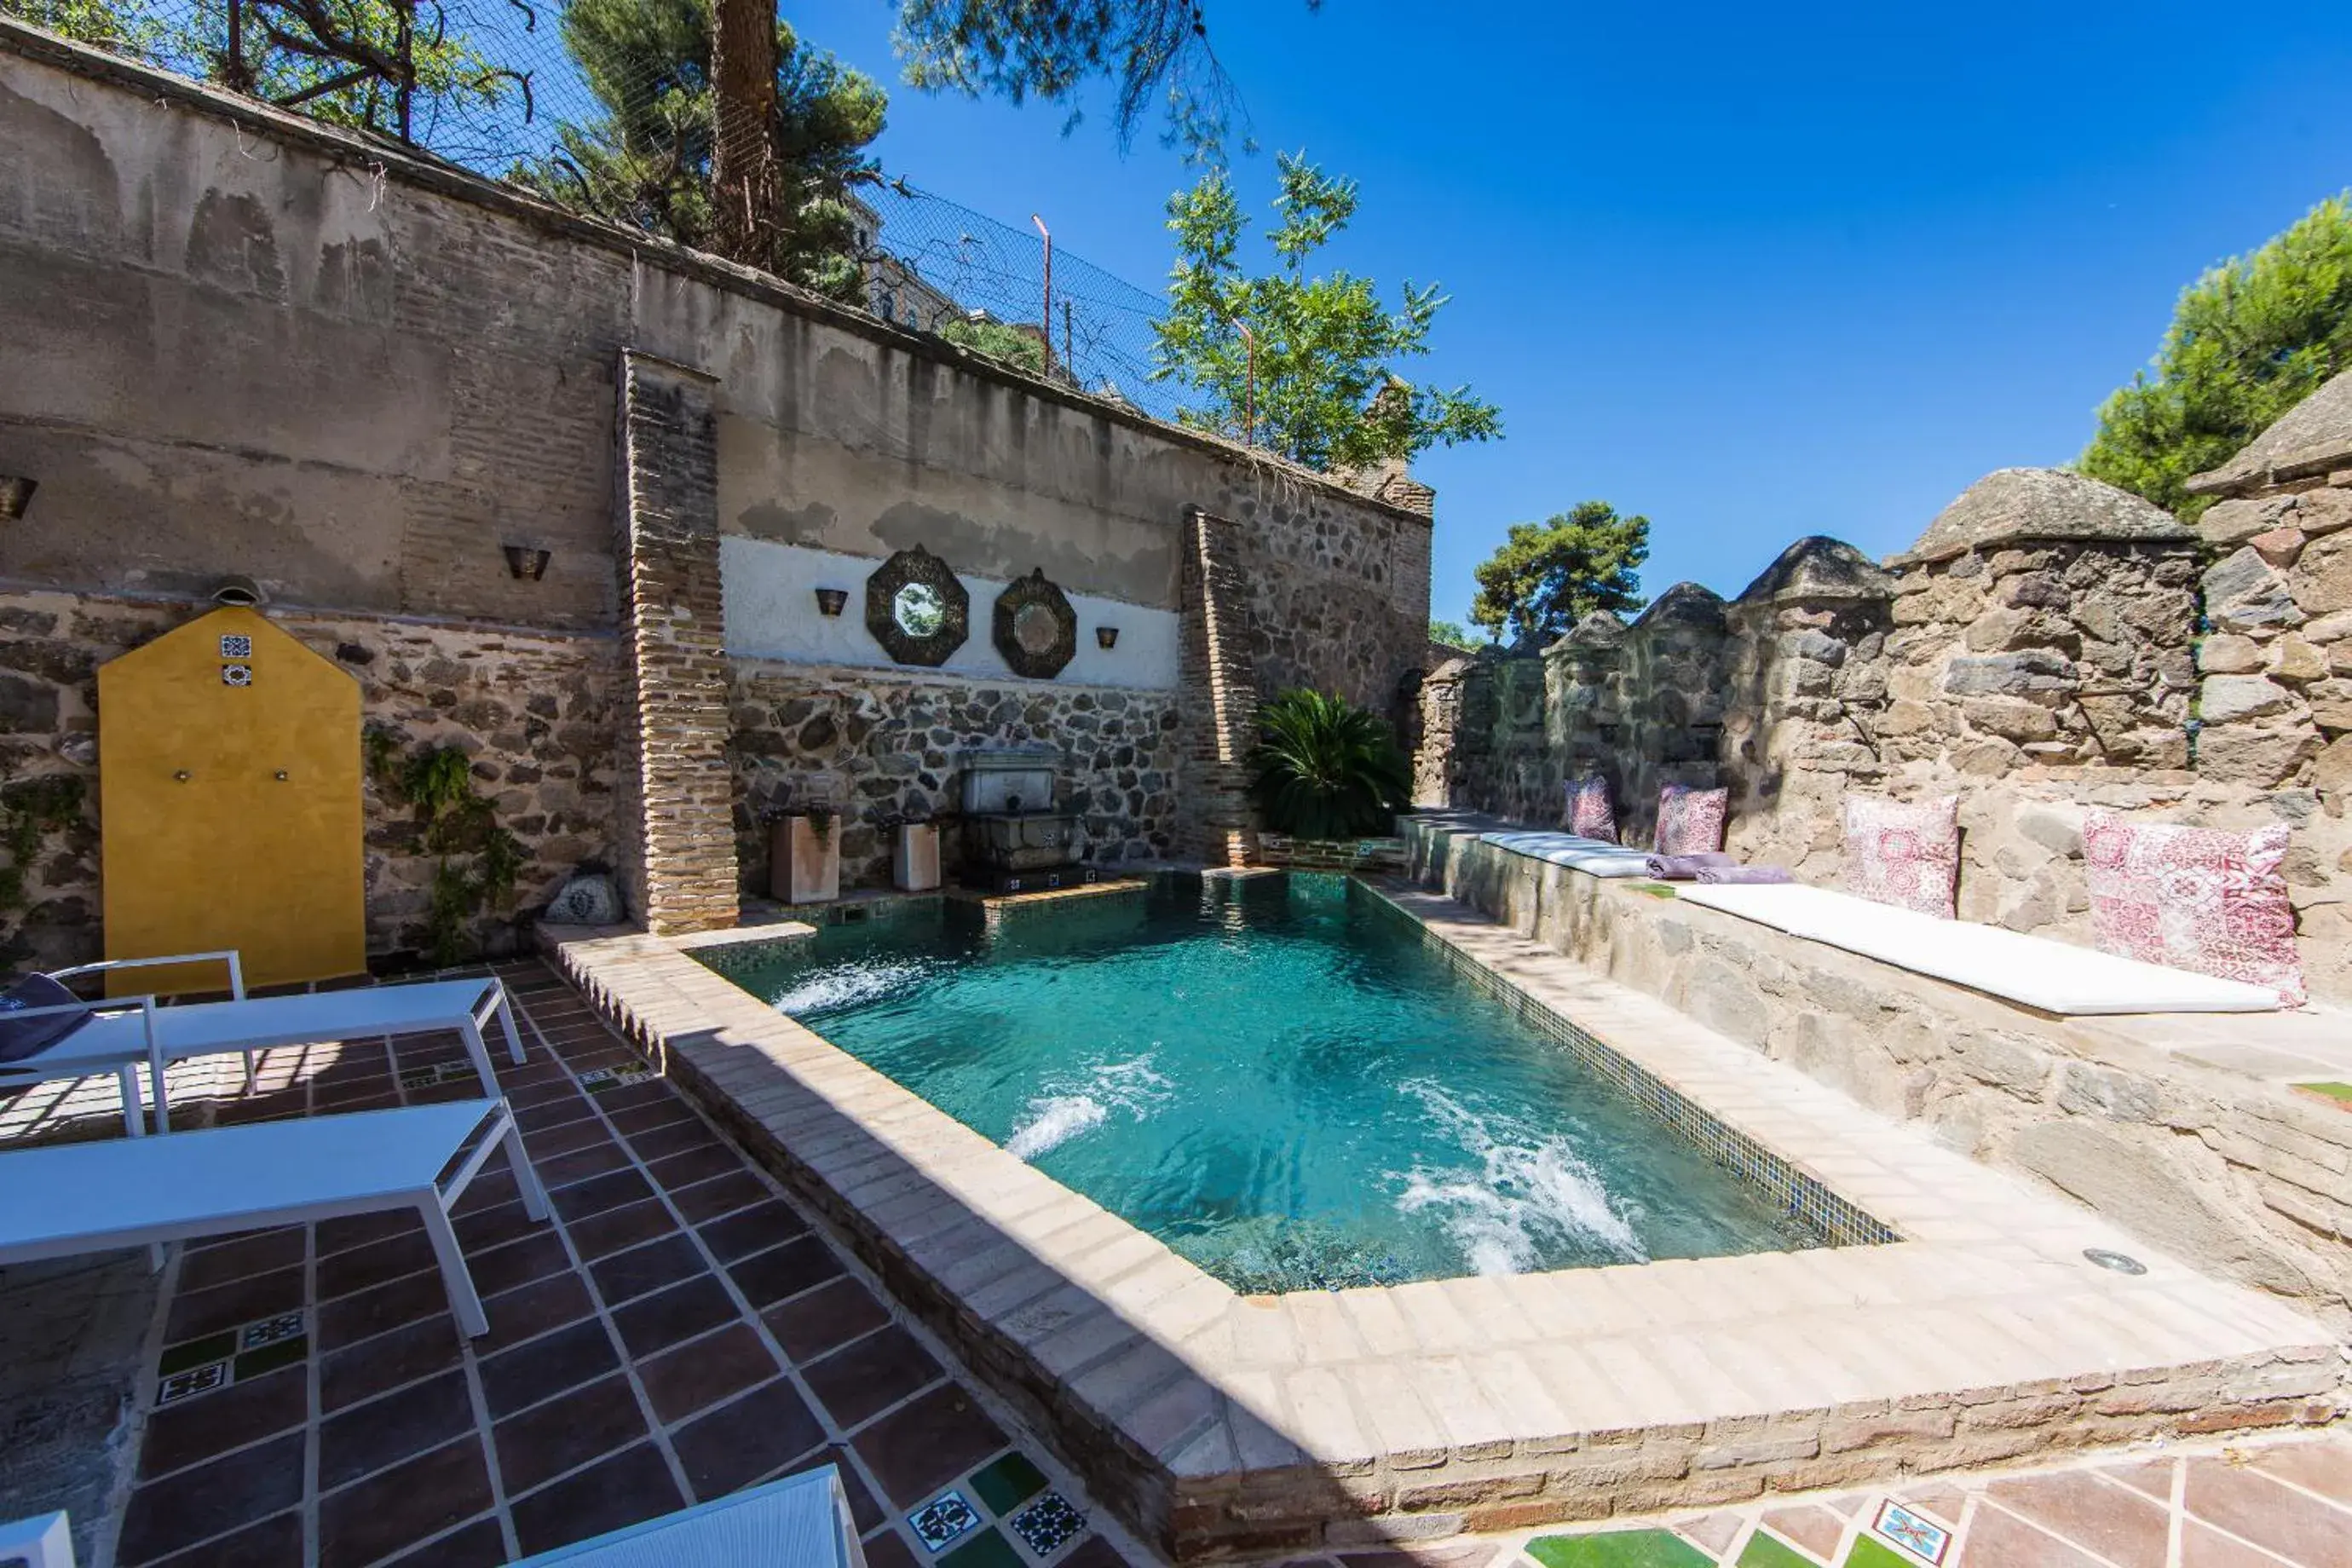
[1,954,2347,1567]
[1288,1433,2352,1567]
[3,963,1145,1568]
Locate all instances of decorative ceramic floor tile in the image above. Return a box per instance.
[912,1490,984,1552]
[1866,1502,1950,1565]
[1010,1493,1087,1558]
[1733,1533,1816,1568]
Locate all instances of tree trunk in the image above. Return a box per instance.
[709,0,778,265]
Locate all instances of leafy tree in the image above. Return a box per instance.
[938,316,1047,374]
[1151,153,1501,472]
[891,0,1321,161]
[1428,619,1481,650]
[517,0,885,299]
[2081,193,2352,520]
[22,0,519,135]
[1247,689,1411,840]
[1468,502,1650,648]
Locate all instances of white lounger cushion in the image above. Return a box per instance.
[19,979,516,1076]
[1479,832,1657,879]
[517,1465,861,1567]
[0,1098,547,1336]
[1675,884,2280,1014]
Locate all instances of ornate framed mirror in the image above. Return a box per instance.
[992,569,1077,679]
[864,546,971,666]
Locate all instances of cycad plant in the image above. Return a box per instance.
[1247,689,1411,840]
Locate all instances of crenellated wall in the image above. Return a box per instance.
[1427,453,2352,1002]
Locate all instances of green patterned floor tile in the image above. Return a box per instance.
[940,1528,1024,1568]
[2292,1081,2352,1107]
[158,1332,235,1375]
[1739,1531,1823,1568]
[1528,1531,1713,1568]
[1842,1538,1916,1568]
[233,1335,307,1380]
[968,1452,1049,1515]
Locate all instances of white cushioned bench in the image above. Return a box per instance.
[1479,831,1657,878]
[1675,883,2281,1015]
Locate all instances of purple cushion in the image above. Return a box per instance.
[0,973,94,1064]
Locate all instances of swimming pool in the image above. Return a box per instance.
[700,873,1822,1291]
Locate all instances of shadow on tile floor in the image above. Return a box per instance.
[55,962,1146,1568]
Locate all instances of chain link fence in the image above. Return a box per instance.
[3,0,1190,423]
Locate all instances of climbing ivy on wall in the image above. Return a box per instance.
[0,775,86,912]
[366,731,524,966]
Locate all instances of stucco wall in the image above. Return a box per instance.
[0,26,1435,944]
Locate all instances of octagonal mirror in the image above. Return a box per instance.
[865,545,969,666]
[992,568,1077,679]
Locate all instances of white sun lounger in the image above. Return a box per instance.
[0,1098,546,1337]
[1675,882,2282,1014]
[0,967,527,1134]
[516,1465,867,1567]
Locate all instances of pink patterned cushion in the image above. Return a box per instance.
[1842,794,1960,919]
[1565,775,1617,841]
[1655,784,1727,856]
[2081,810,2304,1006]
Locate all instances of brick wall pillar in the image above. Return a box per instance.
[1179,506,1260,866]
[614,349,740,933]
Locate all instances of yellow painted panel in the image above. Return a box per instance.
[98,607,366,994]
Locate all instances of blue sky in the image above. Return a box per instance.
[780,0,2352,627]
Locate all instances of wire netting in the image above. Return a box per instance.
[1,0,1190,423]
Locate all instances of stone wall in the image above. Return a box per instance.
[1430,462,2352,1002]
[0,25,1438,947]
[0,588,618,970]
[1407,819,2352,1329]
[729,663,1183,892]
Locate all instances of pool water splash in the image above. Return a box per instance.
[1392,1080,1647,1274]
[1007,1055,1173,1161]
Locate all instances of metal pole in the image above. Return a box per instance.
[1031,214,1053,375]
[1063,299,1074,381]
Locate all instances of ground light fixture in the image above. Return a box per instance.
[2083,1248,2147,1275]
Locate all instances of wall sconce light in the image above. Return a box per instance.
[815,587,849,617]
[1095,625,1120,649]
[0,476,35,520]
[504,545,552,581]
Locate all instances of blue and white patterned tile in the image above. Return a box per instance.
[911,1490,984,1553]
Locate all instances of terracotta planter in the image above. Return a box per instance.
[770,815,840,905]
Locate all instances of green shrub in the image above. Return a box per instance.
[1247,689,1410,840]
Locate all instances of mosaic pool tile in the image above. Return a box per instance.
[940,1528,1025,1568]
[1738,1531,1823,1567]
[1528,1530,1713,1568]
[1008,1493,1085,1558]
[968,1451,1050,1515]
[909,1490,983,1552]
[1868,1501,1950,1565]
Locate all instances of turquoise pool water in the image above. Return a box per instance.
[702,875,1820,1291]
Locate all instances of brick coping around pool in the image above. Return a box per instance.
[548,883,2344,1563]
